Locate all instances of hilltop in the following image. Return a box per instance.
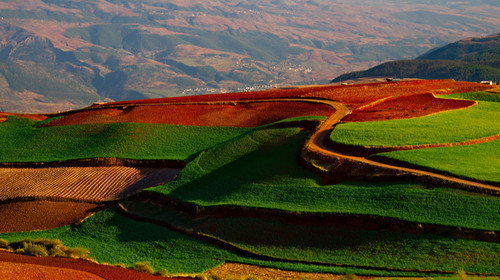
[333,33,500,82]
[1,0,500,112]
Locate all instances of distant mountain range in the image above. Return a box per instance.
[1,0,500,112]
[333,33,500,83]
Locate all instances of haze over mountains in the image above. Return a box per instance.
[1,0,500,112]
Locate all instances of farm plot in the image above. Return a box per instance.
[46,102,334,127]
[374,140,500,183]
[108,80,491,108]
[438,91,500,103]
[0,261,104,280]
[0,209,447,276]
[0,166,180,202]
[0,116,252,162]
[0,201,102,233]
[330,101,500,147]
[343,93,475,122]
[150,127,500,231]
[122,200,500,275]
[0,251,179,280]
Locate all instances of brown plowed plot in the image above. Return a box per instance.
[0,261,105,280]
[106,80,491,108]
[0,251,186,280]
[0,166,180,202]
[343,93,476,122]
[0,201,103,233]
[47,101,335,127]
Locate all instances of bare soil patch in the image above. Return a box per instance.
[0,251,186,280]
[0,261,104,280]
[46,102,334,127]
[0,200,105,233]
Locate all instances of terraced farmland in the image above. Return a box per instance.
[0,166,180,202]
[0,80,498,279]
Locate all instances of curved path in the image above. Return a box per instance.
[86,98,500,195]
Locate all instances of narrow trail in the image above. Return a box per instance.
[86,98,500,194]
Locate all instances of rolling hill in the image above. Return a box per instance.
[0,80,498,279]
[333,33,500,82]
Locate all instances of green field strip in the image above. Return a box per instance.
[330,101,500,147]
[120,200,500,275]
[149,127,500,231]
[438,91,500,103]
[0,208,432,276]
[206,218,500,274]
[0,116,252,162]
[374,140,500,183]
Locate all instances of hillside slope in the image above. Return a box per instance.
[333,33,500,82]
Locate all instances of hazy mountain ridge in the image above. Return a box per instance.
[1,0,500,112]
[333,33,500,83]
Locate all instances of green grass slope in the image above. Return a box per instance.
[0,116,251,162]
[330,101,500,147]
[375,140,500,183]
[372,93,500,183]
[2,207,498,275]
[149,126,500,231]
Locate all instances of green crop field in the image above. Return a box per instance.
[206,218,500,274]
[374,140,500,183]
[149,127,500,231]
[438,91,500,103]
[0,208,433,276]
[0,116,251,162]
[122,201,500,275]
[369,93,500,183]
[330,101,500,147]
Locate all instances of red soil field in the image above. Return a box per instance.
[0,251,187,280]
[0,201,104,233]
[0,166,180,202]
[107,80,491,109]
[47,101,335,127]
[343,93,476,122]
[0,261,104,280]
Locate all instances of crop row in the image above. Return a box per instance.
[0,166,180,202]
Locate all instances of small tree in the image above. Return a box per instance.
[0,239,8,249]
[132,261,155,274]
